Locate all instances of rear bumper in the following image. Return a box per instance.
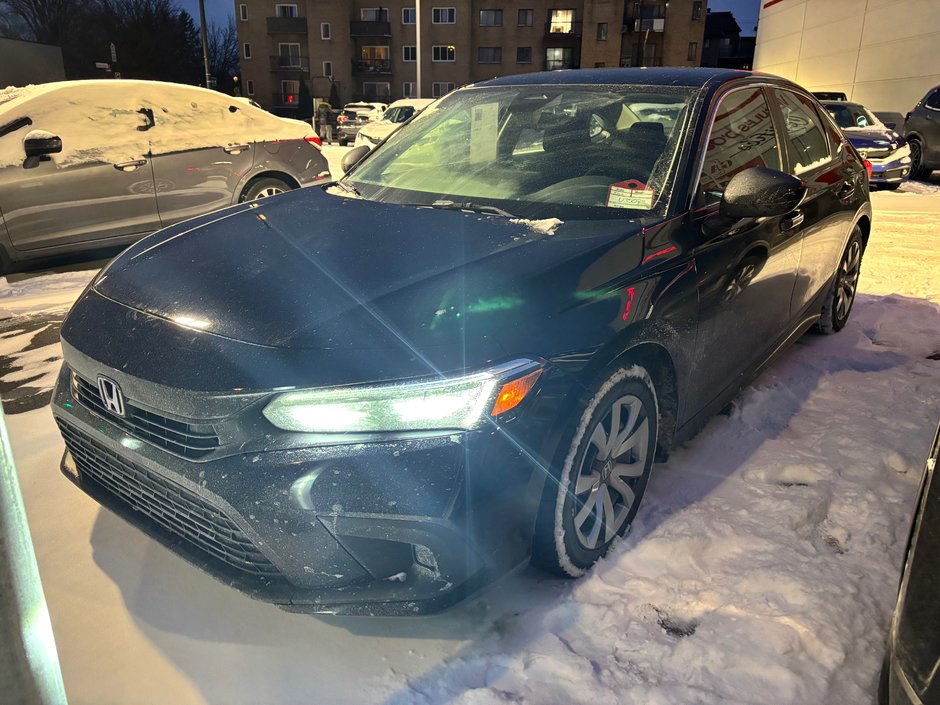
[51,363,544,615]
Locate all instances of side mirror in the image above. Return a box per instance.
[24,130,62,158]
[341,145,370,173]
[720,167,806,219]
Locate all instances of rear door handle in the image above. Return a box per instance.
[114,159,147,171]
[780,210,804,232]
[224,144,250,154]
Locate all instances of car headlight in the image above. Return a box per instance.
[262,359,542,433]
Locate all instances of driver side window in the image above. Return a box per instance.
[698,87,781,206]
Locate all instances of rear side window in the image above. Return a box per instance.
[926,89,940,110]
[772,89,832,175]
[698,87,781,205]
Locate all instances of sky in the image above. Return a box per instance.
[707,0,762,36]
[178,0,234,27]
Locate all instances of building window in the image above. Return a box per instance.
[238,4,247,21]
[688,42,698,60]
[403,45,416,62]
[432,45,455,62]
[518,9,533,26]
[478,47,501,63]
[549,9,576,34]
[596,22,607,40]
[545,47,574,70]
[275,4,297,18]
[323,61,333,78]
[278,42,302,67]
[516,46,532,63]
[692,1,703,20]
[432,7,456,24]
[245,79,254,95]
[479,10,502,26]
[432,82,455,98]
[281,79,299,105]
[321,22,331,39]
[243,42,251,60]
[402,7,416,24]
[361,8,389,21]
[363,82,391,100]
[403,82,416,97]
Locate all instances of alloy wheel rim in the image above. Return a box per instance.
[254,186,284,199]
[835,240,861,320]
[572,394,649,550]
[910,141,922,172]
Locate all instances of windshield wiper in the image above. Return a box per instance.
[336,179,362,197]
[429,199,515,218]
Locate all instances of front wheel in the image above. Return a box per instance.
[815,226,863,334]
[240,177,292,201]
[532,365,658,577]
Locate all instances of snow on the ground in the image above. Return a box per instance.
[0,269,95,318]
[3,185,940,705]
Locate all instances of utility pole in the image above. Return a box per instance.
[415,0,422,98]
[198,0,212,89]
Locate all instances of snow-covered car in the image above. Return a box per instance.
[353,98,435,149]
[822,100,911,189]
[881,420,940,705]
[51,68,872,615]
[0,80,331,273]
[335,101,387,145]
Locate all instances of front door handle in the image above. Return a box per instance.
[780,210,804,232]
[224,144,249,154]
[114,159,147,171]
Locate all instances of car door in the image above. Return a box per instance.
[145,87,256,227]
[769,87,858,317]
[920,88,940,164]
[688,85,803,406]
[0,84,160,252]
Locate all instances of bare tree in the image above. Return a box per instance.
[207,18,238,90]
[0,0,88,44]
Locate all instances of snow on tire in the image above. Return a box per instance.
[533,364,659,577]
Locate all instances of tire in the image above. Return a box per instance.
[815,225,863,334]
[339,139,348,147]
[908,138,931,181]
[240,177,292,202]
[532,365,659,577]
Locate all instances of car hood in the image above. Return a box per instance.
[359,122,400,142]
[843,128,904,150]
[92,187,639,352]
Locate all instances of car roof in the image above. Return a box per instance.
[475,67,758,90]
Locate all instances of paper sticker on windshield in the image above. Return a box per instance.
[470,103,499,164]
[607,179,654,210]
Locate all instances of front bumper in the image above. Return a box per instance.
[868,152,912,184]
[51,363,545,615]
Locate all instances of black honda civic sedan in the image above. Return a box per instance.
[52,68,872,615]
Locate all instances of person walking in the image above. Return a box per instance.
[317,102,333,145]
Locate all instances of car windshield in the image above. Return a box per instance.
[384,106,416,123]
[342,84,696,220]
[826,103,881,129]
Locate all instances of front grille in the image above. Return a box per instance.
[57,419,281,578]
[73,374,220,459]
[859,147,891,159]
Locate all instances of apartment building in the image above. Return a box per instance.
[235,0,708,113]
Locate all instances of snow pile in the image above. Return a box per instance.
[897,179,940,196]
[508,217,563,236]
[372,294,939,705]
[0,80,315,168]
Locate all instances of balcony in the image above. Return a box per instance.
[269,55,310,75]
[352,58,392,74]
[544,20,582,37]
[266,16,307,34]
[350,20,391,37]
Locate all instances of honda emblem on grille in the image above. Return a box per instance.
[97,376,126,417]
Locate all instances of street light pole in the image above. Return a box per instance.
[198,0,212,88]
[415,0,422,98]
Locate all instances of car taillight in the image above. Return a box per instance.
[305,135,321,147]
[863,159,873,180]
[337,115,348,123]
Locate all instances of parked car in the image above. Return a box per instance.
[813,91,847,101]
[903,84,940,180]
[336,101,387,145]
[880,420,940,705]
[822,100,911,189]
[0,80,330,274]
[353,98,435,149]
[51,68,871,615]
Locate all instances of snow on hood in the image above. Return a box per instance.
[0,79,315,168]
